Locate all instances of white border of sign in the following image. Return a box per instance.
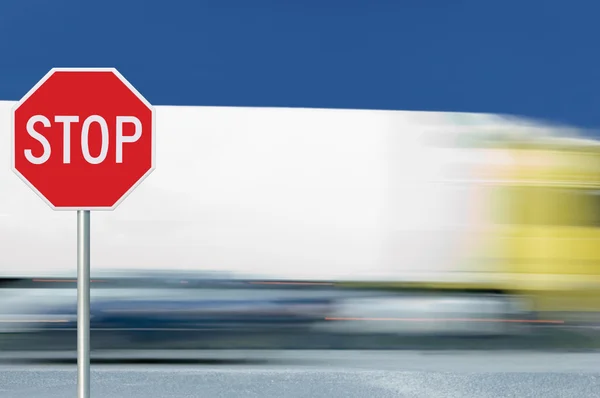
[11,67,157,211]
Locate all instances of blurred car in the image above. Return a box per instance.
[0,274,336,351]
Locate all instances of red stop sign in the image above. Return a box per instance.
[12,68,155,210]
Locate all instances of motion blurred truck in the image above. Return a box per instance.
[2,104,600,330]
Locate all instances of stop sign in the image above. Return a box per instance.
[11,68,155,210]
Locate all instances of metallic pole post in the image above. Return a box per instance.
[77,210,91,398]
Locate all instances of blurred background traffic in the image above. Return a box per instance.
[2,104,600,355]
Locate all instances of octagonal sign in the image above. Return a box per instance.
[12,68,156,210]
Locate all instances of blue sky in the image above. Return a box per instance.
[1,0,599,129]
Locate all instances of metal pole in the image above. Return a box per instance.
[77,210,91,398]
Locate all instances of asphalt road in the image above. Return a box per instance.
[2,351,600,397]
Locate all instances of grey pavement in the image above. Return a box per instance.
[1,351,600,397]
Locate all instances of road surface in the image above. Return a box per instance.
[2,350,600,397]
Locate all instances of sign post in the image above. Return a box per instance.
[11,68,156,398]
[77,210,91,397]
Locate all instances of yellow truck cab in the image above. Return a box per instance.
[341,127,600,326]
[486,136,600,321]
